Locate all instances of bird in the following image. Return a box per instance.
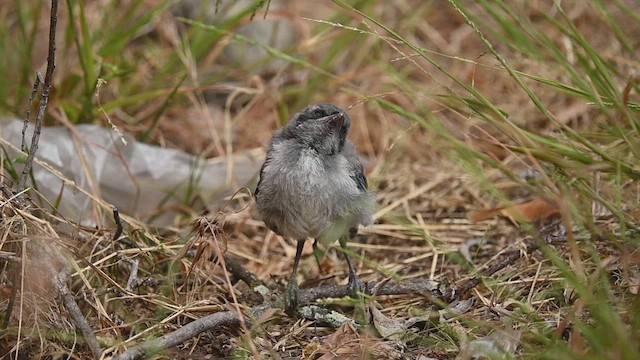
[254,103,375,313]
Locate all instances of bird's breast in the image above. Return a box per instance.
[257,145,359,239]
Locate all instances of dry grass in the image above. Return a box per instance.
[1,0,639,359]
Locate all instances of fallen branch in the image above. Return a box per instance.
[298,279,447,304]
[113,307,257,360]
[220,253,447,302]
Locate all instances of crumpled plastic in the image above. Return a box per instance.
[0,118,262,226]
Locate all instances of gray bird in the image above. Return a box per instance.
[255,103,375,313]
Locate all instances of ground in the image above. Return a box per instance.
[0,1,639,359]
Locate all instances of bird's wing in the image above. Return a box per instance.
[255,130,287,198]
[344,141,368,192]
[351,161,368,192]
[253,155,270,197]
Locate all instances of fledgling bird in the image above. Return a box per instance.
[255,103,375,313]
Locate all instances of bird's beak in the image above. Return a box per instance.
[327,113,344,128]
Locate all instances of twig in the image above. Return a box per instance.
[222,254,265,289]
[125,258,140,292]
[21,73,43,152]
[53,271,102,359]
[0,252,22,263]
[1,250,21,329]
[112,207,123,242]
[452,220,563,301]
[113,308,253,360]
[17,0,58,195]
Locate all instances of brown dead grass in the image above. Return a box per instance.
[1,0,639,359]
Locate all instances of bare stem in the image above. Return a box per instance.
[17,0,59,195]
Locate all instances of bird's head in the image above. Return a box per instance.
[284,103,351,155]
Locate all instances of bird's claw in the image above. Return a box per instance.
[347,271,366,298]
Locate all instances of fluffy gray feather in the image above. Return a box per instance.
[255,104,375,247]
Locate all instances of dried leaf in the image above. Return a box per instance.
[370,341,406,360]
[469,198,560,223]
[317,323,360,360]
[457,325,521,359]
[371,306,410,340]
[314,319,406,359]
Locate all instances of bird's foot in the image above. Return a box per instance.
[347,271,370,324]
[283,279,300,316]
[347,270,366,298]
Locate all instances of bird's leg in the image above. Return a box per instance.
[284,239,306,315]
[339,230,369,323]
[339,229,365,297]
[312,239,322,269]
